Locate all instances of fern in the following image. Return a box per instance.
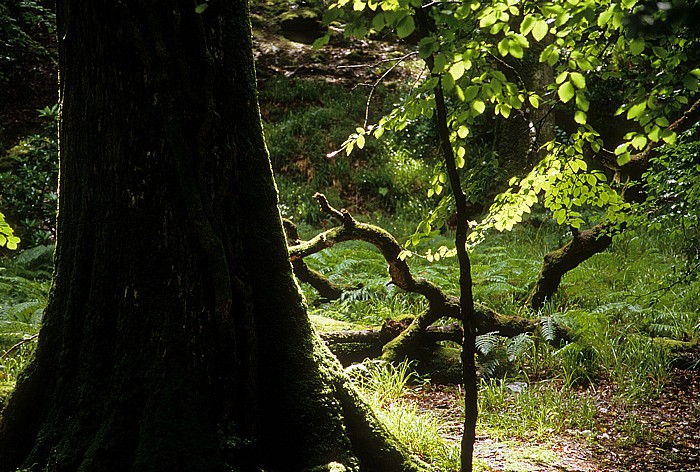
[13,244,54,272]
[475,331,501,355]
[539,316,558,343]
[0,300,44,325]
[506,333,533,362]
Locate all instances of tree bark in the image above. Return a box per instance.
[0,2,426,471]
[527,225,613,310]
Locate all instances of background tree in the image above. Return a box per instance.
[0,1,426,470]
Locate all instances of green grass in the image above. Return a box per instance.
[346,359,463,470]
[477,379,597,441]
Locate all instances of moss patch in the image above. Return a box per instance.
[0,381,15,411]
[310,315,366,333]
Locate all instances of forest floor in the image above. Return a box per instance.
[404,366,700,471]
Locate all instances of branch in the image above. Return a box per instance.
[0,334,39,360]
[600,95,700,177]
[287,195,564,346]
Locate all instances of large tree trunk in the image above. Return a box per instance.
[0,2,425,471]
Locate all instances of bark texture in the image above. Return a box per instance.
[0,2,425,471]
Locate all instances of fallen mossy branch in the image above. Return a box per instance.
[286,193,570,363]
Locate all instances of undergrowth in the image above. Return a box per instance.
[302,214,698,458]
[346,359,466,471]
[0,244,51,406]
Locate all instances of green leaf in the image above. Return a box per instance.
[575,91,590,111]
[464,85,479,102]
[529,94,540,108]
[497,38,509,57]
[654,116,669,127]
[631,134,647,150]
[510,42,524,59]
[576,56,594,70]
[373,13,386,31]
[520,14,535,35]
[555,71,569,84]
[660,129,677,144]
[442,72,455,91]
[629,38,645,55]
[616,151,631,166]
[532,19,548,41]
[455,85,465,101]
[471,99,486,115]
[433,53,447,73]
[195,3,208,13]
[574,110,587,124]
[312,35,331,49]
[569,72,585,89]
[682,73,699,91]
[449,61,465,81]
[418,36,436,58]
[626,101,646,120]
[396,15,415,38]
[597,7,614,28]
[479,10,497,28]
[557,81,575,103]
[498,103,512,118]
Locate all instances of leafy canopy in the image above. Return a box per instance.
[320,0,700,247]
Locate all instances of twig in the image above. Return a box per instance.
[1,333,39,360]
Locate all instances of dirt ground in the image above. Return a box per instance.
[404,366,700,472]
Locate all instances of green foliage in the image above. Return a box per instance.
[0,105,59,246]
[321,0,699,249]
[0,245,50,399]
[638,125,700,277]
[478,378,597,441]
[0,212,20,250]
[346,359,418,405]
[0,0,56,85]
[263,77,433,223]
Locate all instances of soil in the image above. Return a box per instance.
[403,367,700,471]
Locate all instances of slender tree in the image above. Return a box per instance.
[0,1,426,471]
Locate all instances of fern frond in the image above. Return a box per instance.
[475,331,501,355]
[506,333,533,362]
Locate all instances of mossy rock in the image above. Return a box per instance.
[414,344,463,384]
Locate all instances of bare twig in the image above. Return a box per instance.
[1,334,39,360]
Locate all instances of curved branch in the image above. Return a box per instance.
[287,194,567,358]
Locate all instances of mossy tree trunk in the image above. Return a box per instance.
[0,2,425,471]
[527,225,613,310]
